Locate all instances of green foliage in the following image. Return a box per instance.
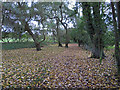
[103,31,115,47]
[70,17,91,45]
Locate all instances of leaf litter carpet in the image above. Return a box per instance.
[2,44,119,88]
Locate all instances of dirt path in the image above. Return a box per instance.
[42,44,119,88]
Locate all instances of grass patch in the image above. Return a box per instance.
[2,42,47,50]
[106,45,120,50]
[106,46,115,50]
[2,42,35,50]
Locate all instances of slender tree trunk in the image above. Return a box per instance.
[116,2,120,84]
[78,40,81,47]
[58,42,62,47]
[60,21,69,48]
[65,29,69,48]
[111,2,120,74]
[7,38,10,43]
[116,2,120,74]
[116,2,120,43]
[19,32,21,42]
[65,43,68,48]
[61,24,69,48]
[53,36,56,43]
[56,19,62,47]
[58,3,69,48]
[58,37,62,47]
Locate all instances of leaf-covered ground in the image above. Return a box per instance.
[2,44,120,89]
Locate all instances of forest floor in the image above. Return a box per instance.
[2,44,120,89]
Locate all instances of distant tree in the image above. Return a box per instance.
[70,17,91,47]
[46,2,74,48]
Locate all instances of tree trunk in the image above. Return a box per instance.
[91,2,105,59]
[116,2,120,74]
[58,37,62,47]
[58,5,69,48]
[35,42,41,51]
[25,22,41,51]
[65,33,69,48]
[60,22,69,48]
[73,38,77,42]
[56,18,62,47]
[19,31,22,42]
[111,2,120,74]
[82,2,95,43]
[58,41,62,47]
[78,40,81,47]
[64,26,69,48]
[91,39,105,59]
[82,2,105,59]
[65,43,68,48]
[116,1,120,75]
[117,2,120,42]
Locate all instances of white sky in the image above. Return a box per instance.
[31,1,76,28]
[68,0,76,10]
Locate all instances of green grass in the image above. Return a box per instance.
[106,46,115,50]
[0,38,34,43]
[106,45,120,50]
[2,42,35,50]
[2,41,49,50]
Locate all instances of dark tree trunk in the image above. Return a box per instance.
[58,3,69,48]
[111,2,120,74]
[91,39,105,59]
[91,2,105,59]
[19,31,22,42]
[56,18,62,47]
[82,2,95,43]
[25,22,42,51]
[52,30,56,43]
[65,35,69,48]
[61,23,69,48]
[78,40,81,47]
[64,26,69,48]
[65,43,68,48]
[117,2,120,42]
[116,2,120,74]
[53,37,56,43]
[35,42,41,51]
[7,38,10,43]
[73,38,77,43]
[58,37,62,47]
[60,22,69,48]
[58,42,62,47]
[17,2,42,51]
[82,2,105,59]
